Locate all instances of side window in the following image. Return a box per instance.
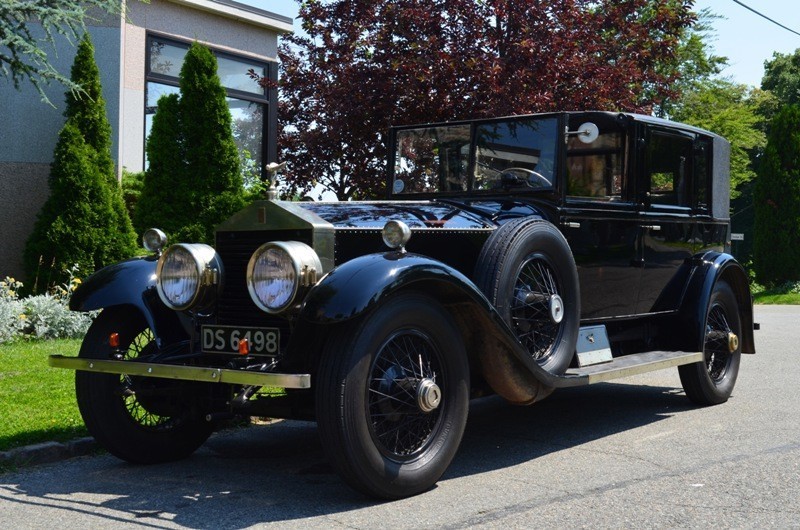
[566,118,625,200]
[645,130,694,207]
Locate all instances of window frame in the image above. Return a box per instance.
[143,32,276,176]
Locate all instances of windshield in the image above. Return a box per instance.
[391,116,559,195]
[392,125,471,194]
[474,117,558,191]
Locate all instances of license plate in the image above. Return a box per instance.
[201,325,280,355]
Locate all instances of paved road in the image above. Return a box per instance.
[1,306,798,528]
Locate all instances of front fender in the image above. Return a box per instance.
[297,252,580,404]
[675,252,755,354]
[70,257,186,345]
[300,252,486,323]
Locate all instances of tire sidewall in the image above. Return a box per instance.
[700,281,742,398]
[322,293,469,498]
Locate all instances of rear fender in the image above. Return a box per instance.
[297,252,566,404]
[673,252,755,354]
[70,257,187,346]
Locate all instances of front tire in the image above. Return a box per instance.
[679,280,742,405]
[76,308,213,464]
[316,292,469,499]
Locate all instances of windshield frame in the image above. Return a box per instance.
[388,112,566,200]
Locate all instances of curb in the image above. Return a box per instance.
[0,437,98,470]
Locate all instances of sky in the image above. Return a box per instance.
[252,0,800,88]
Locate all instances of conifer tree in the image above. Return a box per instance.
[134,93,189,237]
[66,33,137,259]
[24,33,137,290]
[754,104,800,286]
[23,123,118,290]
[136,42,245,243]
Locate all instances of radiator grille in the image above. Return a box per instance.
[214,229,311,328]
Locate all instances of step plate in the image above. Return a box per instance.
[565,350,703,384]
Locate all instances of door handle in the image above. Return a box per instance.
[641,225,661,231]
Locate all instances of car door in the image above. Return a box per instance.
[561,114,641,319]
[635,125,697,314]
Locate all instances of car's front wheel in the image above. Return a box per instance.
[316,292,470,499]
[76,308,213,463]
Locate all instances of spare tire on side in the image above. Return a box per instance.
[474,218,580,374]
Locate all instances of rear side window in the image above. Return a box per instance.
[566,117,626,201]
[645,131,694,208]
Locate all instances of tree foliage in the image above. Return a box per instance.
[762,48,800,107]
[277,0,695,200]
[753,104,800,286]
[656,7,727,118]
[135,43,244,243]
[0,0,122,104]
[24,33,136,291]
[67,34,137,254]
[670,80,766,194]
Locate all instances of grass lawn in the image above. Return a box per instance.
[0,339,87,452]
[753,290,800,305]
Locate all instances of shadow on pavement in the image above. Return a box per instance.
[0,381,693,527]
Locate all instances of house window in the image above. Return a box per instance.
[144,34,272,183]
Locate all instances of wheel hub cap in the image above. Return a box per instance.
[416,378,441,413]
[728,332,739,353]
[549,294,564,324]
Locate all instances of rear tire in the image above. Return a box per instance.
[679,280,742,405]
[316,292,469,499]
[76,308,213,464]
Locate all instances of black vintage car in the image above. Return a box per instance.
[52,111,755,499]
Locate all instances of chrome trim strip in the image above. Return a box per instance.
[48,355,311,389]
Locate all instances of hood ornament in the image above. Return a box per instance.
[264,162,287,200]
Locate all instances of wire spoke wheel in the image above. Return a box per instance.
[368,330,443,459]
[116,328,180,430]
[705,304,733,382]
[76,308,212,464]
[474,219,579,375]
[316,293,469,499]
[510,255,563,361]
[678,280,742,406]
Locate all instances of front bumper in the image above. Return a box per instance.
[48,355,311,389]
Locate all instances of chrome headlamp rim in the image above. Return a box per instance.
[155,243,221,311]
[382,220,412,250]
[246,241,321,314]
[142,228,167,254]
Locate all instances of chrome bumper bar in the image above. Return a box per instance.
[48,355,311,389]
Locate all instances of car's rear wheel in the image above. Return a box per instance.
[316,292,469,499]
[475,218,579,374]
[76,308,213,463]
[679,280,742,405]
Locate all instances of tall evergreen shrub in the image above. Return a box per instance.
[24,33,137,291]
[24,124,118,290]
[66,33,137,259]
[136,42,245,243]
[134,93,191,237]
[754,104,800,286]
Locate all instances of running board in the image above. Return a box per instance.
[560,350,703,386]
